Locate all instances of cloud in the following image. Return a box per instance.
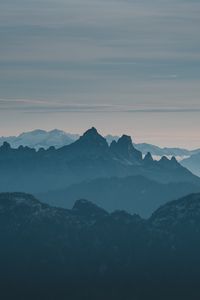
[1,98,200,115]
[0,98,117,112]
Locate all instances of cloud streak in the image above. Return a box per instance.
[1,98,200,114]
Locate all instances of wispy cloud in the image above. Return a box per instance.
[1,98,200,114]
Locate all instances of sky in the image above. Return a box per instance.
[0,0,200,148]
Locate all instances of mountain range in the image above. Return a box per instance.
[1,128,199,158]
[37,175,200,218]
[0,129,79,150]
[0,127,199,216]
[1,192,200,299]
[181,152,200,177]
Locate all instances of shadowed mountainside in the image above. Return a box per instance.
[1,192,200,299]
[37,175,200,218]
[0,128,199,195]
[1,129,199,159]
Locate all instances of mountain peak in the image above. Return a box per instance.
[118,134,133,146]
[160,156,169,162]
[49,129,65,135]
[72,199,108,218]
[83,127,98,137]
[110,134,142,163]
[144,152,153,162]
[19,129,47,137]
[159,155,179,165]
[76,127,108,150]
[171,156,178,163]
[1,141,11,150]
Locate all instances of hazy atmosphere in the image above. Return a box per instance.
[0,0,200,148]
[1,2,200,299]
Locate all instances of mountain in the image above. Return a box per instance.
[37,175,200,218]
[58,127,110,157]
[1,192,200,299]
[104,134,119,145]
[181,152,200,177]
[110,135,142,163]
[0,129,79,149]
[0,128,199,196]
[1,129,199,159]
[150,193,200,230]
[134,142,200,158]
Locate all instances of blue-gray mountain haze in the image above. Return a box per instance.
[0,127,200,217]
[1,0,200,298]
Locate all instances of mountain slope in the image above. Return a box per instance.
[1,129,199,158]
[181,152,200,177]
[0,129,79,149]
[0,128,199,194]
[1,192,200,299]
[37,175,200,217]
[134,142,199,158]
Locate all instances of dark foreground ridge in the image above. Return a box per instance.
[1,192,200,299]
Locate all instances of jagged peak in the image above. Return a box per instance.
[117,134,133,146]
[144,152,153,161]
[110,140,117,147]
[159,156,169,162]
[80,127,105,142]
[1,141,11,150]
[110,134,134,152]
[75,127,108,149]
[171,156,178,163]
[110,134,142,161]
[82,127,99,137]
[159,156,179,166]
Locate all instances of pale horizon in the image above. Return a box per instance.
[0,112,199,150]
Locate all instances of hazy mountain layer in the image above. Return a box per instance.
[0,129,79,150]
[37,175,200,218]
[1,128,199,158]
[0,128,199,196]
[181,152,200,177]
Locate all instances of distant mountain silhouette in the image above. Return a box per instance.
[181,152,200,177]
[0,129,79,149]
[37,175,200,217]
[110,135,142,163]
[1,128,199,158]
[58,127,110,158]
[0,128,199,197]
[1,192,200,299]
[135,142,200,158]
